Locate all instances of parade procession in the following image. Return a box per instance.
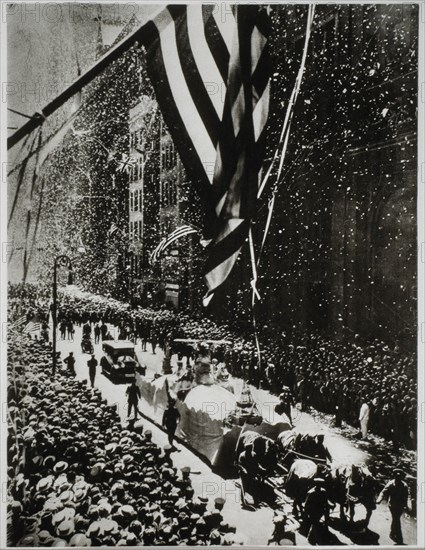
[2,2,423,548]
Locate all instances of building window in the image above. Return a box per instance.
[161,139,177,171]
[138,156,143,180]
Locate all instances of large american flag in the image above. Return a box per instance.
[140,4,271,305]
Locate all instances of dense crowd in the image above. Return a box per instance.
[8,283,417,449]
[7,331,243,546]
[47,286,417,450]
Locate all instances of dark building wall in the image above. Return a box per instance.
[250,4,418,347]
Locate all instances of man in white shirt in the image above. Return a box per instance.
[359,399,370,439]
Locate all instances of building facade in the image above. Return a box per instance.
[254,4,418,347]
[128,101,195,309]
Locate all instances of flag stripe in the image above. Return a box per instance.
[143,21,212,199]
[203,7,231,83]
[171,8,222,146]
[153,9,216,182]
[204,247,241,305]
[203,219,249,274]
[186,5,226,119]
[212,5,236,55]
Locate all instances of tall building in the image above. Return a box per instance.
[255,4,418,347]
[128,101,195,309]
[128,96,160,303]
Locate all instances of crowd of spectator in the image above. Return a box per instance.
[8,282,417,452]
[7,331,243,546]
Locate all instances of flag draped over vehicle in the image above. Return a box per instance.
[140,4,271,305]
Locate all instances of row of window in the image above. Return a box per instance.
[129,129,156,151]
[130,189,143,213]
[161,141,177,171]
[129,220,143,242]
[129,157,144,183]
[162,180,178,207]
[130,254,143,278]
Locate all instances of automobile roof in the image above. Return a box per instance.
[102,340,135,349]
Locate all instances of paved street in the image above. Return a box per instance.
[56,325,417,546]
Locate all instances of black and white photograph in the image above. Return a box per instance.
[1,1,424,547]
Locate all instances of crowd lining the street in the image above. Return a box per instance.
[7,283,417,545]
[7,331,243,546]
[8,282,417,450]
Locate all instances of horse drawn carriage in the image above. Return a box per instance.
[236,427,377,526]
[135,343,377,525]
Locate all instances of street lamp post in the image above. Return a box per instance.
[52,255,73,376]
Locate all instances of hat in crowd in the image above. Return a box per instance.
[54,461,69,474]
[69,533,91,546]
[17,534,40,546]
[394,469,405,478]
[38,530,56,546]
[56,519,75,537]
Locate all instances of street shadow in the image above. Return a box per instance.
[329,517,380,545]
[298,522,347,545]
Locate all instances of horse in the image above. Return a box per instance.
[237,430,278,474]
[278,431,332,468]
[285,459,319,517]
[344,464,377,525]
[324,464,377,526]
[284,460,377,527]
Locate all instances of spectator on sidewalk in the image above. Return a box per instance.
[63,352,76,376]
[66,319,74,341]
[359,397,371,440]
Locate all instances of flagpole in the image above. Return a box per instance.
[7,7,164,150]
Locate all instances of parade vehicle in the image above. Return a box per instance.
[81,334,94,354]
[100,341,145,383]
[136,348,336,509]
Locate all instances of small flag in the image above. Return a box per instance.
[23,320,41,335]
[9,315,27,331]
[151,225,198,263]
[116,153,137,174]
[108,222,119,237]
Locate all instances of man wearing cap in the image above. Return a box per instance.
[63,352,76,377]
[87,354,98,388]
[377,469,409,544]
